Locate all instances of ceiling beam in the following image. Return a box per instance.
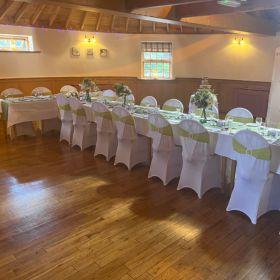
[95,13,102,31]
[0,0,14,21]
[126,0,212,11]
[14,2,29,23]
[173,0,280,19]
[110,14,115,31]
[11,0,223,33]
[182,13,278,35]
[49,5,60,27]
[31,4,45,25]
[80,11,88,30]
[125,17,129,32]
[65,8,74,29]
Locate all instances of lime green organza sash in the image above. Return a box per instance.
[94,111,112,120]
[162,105,182,112]
[232,138,271,161]
[112,113,134,126]
[149,123,173,136]
[103,96,116,101]
[72,108,86,117]
[140,101,154,107]
[58,104,71,111]
[177,126,210,144]
[1,101,9,121]
[226,115,253,124]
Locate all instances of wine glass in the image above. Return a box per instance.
[256,117,263,132]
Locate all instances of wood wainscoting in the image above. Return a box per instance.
[0,76,271,118]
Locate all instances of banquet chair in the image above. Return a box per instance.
[92,101,117,161]
[112,106,149,170]
[227,130,280,224]
[32,87,52,96]
[101,90,117,101]
[226,108,254,123]
[162,99,184,112]
[60,85,78,94]
[140,96,158,107]
[176,119,221,198]
[148,114,182,186]
[1,88,24,99]
[32,87,60,134]
[69,97,96,150]
[116,93,135,104]
[56,93,73,144]
[1,88,35,138]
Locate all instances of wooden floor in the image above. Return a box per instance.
[0,132,279,280]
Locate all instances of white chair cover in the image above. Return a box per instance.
[32,87,52,96]
[226,108,254,123]
[116,94,135,104]
[148,114,182,185]
[69,97,96,150]
[60,85,78,93]
[227,130,280,224]
[92,101,117,161]
[162,99,184,112]
[56,93,73,144]
[140,96,158,107]
[101,90,117,101]
[1,88,23,98]
[112,106,149,170]
[176,119,221,198]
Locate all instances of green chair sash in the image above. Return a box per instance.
[226,115,253,124]
[162,105,182,112]
[1,101,9,121]
[232,138,271,161]
[73,108,86,117]
[149,123,173,136]
[58,104,71,111]
[112,113,134,126]
[94,111,112,120]
[177,126,210,144]
[103,96,116,101]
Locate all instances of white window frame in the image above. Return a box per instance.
[0,34,34,52]
[141,41,173,80]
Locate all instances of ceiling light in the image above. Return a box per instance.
[217,0,247,8]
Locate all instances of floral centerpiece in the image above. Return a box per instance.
[114,83,132,106]
[80,78,99,102]
[190,77,217,122]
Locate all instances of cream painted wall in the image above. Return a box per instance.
[0,24,277,82]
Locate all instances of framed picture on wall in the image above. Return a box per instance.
[71,47,80,57]
[87,48,94,57]
[100,49,108,57]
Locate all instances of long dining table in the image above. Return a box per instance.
[1,96,280,177]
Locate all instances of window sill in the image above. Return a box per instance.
[138,77,176,81]
[0,50,41,53]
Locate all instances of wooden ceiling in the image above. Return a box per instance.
[0,0,279,35]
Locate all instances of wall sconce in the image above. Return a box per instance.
[232,37,246,46]
[84,35,96,44]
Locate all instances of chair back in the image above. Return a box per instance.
[92,101,115,133]
[177,119,210,162]
[60,85,78,93]
[140,96,158,107]
[148,113,174,152]
[69,97,87,126]
[56,93,72,121]
[162,99,184,112]
[233,130,271,180]
[101,90,117,101]
[116,94,135,104]
[226,108,253,123]
[1,88,23,99]
[32,87,52,96]
[112,106,136,141]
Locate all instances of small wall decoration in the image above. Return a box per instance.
[100,48,108,57]
[87,48,94,57]
[71,47,80,57]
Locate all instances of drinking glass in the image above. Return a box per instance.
[256,117,263,126]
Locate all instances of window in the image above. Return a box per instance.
[0,34,34,52]
[141,42,172,80]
